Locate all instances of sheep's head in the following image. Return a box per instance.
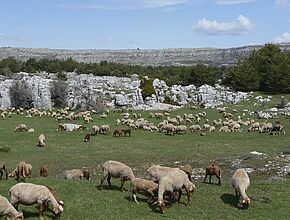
[242,197,251,209]
[53,205,64,219]
[157,201,165,214]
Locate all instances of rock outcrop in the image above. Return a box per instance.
[0,72,252,110]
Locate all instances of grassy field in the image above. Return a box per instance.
[0,94,290,220]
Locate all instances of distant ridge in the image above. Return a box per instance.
[0,43,290,66]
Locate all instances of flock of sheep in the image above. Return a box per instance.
[0,158,251,219]
[0,105,287,219]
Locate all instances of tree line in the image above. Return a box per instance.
[0,44,289,93]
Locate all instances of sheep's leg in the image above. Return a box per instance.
[185,188,191,206]
[216,175,221,185]
[0,171,2,180]
[120,178,126,191]
[147,190,155,203]
[39,203,46,220]
[209,175,212,184]
[176,189,182,203]
[107,175,112,187]
[100,174,108,190]
[203,174,207,183]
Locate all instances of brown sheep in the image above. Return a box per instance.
[40,165,48,177]
[113,129,123,137]
[204,165,221,185]
[45,186,64,208]
[0,161,8,180]
[84,133,91,142]
[130,178,158,204]
[9,161,32,181]
[179,164,193,182]
[82,169,91,180]
[121,129,131,137]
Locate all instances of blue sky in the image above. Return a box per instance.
[0,0,290,49]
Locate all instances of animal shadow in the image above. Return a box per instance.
[220,193,239,208]
[95,184,122,191]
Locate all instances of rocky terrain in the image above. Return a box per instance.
[0,72,250,110]
[1,43,290,66]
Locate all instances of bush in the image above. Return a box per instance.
[140,77,156,99]
[10,80,33,109]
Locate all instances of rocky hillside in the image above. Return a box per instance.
[1,43,290,66]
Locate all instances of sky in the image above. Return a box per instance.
[0,0,290,49]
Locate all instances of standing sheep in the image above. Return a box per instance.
[231,168,251,209]
[153,169,196,213]
[9,161,32,181]
[40,165,48,177]
[130,178,158,204]
[147,165,179,182]
[100,160,135,191]
[0,195,23,219]
[38,134,46,147]
[0,161,8,180]
[203,165,221,185]
[9,183,64,220]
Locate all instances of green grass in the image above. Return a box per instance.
[0,95,290,219]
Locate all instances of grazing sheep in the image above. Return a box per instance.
[113,129,123,137]
[0,195,23,220]
[9,162,32,181]
[28,128,35,133]
[179,164,193,182]
[100,160,135,191]
[45,186,64,208]
[9,183,64,220]
[189,124,202,132]
[219,125,230,132]
[259,122,273,133]
[209,126,216,132]
[14,124,28,132]
[147,165,180,182]
[130,178,158,204]
[153,169,196,213]
[204,165,221,185]
[38,134,46,147]
[175,125,187,134]
[248,122,260,132]
[231,123,241,132]
[162,124,176,135]
[231,168,251,209]
[0,161,8,180]
[91,125,100,135]
[59,169,84,180]
[99,125,111,135]
[82,169,91,180]
[121,129,131,137]
[40,165,48,177]
[269,124,285,135]
[84,133,91,142]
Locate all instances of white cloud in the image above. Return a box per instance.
[60,0,188,10]
[275,0,289,8]
[192,15,254,35]
[274,32,290,43]
[213,0,260,5]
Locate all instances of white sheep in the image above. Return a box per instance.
[189,124,202,132]
[99,124,111,135]
[58,169,84,180]
[9,183,64,220]
[91,125,100,135]
[38,134,46,147]
[147,165,180,182]
[100,160,135,191]
[153,169,195,213]
[130,178,158,204]
[231,168,251,209]
[0,195,23,220]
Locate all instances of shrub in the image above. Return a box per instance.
[140,77,156,99]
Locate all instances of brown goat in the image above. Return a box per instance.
[40,166,48,177]
[0,161,8,180]
[204,165,221,185]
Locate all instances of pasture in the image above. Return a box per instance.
[0,95,290,220]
